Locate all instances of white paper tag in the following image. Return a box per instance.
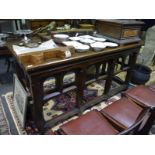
[65,50,71,58]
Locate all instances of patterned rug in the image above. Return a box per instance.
[3,92,40,135]
[2,92,27,135]
[51,94,121,132]
[2,91,121,135]
[0,98,10,135]
[3,90,154,135]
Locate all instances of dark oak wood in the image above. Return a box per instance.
[7,40,142,132]
[96,20,144,44]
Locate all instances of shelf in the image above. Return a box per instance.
[97,74,108,80]
[43,92,60,102]
[44,84,127,129]
[113,76,126,85]
[85,75,108,86]
[114,66,130,75]
[85,78,96,85]
[43,85,77,102]
[44,83,75,94]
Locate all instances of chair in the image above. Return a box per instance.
[58,110,121,135]
[123,85,155,134]
[149,84,155,91]
[100,97,144,130]
[118,109,149,135]
[123,85,155,108]
[57,107,148,135]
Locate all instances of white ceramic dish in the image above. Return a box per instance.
[79,38,95,44]
[92,37,106,42]
[79,35,106,42]
[63,41,81,47]
[63,41,90,52]
[75,44,90,52]
[79,35,94,39]
[103,42,118,47]
[53,34,69,43]
[90,42,106,51]
[69,37,81,41]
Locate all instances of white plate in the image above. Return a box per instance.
[69,37,81,41]
[92,37,106,42]
[53,34,69,39]
[79,35,94,39]
[63,41,89,52]
[75,44,90,52]
[103,42,118,47]
[79,38,95,44]
[63,41,82,47]
[90,42,106,51]
[53,34,69,43]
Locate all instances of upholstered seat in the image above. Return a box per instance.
[124,85,155,108]
[59,110,119,135]
[101,97,143,129]
[150,84,155,91]
[123,85,155,134]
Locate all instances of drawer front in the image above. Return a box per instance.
[122,29,140,38]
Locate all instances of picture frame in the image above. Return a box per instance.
[13,74,28,128]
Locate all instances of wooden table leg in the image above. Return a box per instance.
[31,79,45,133]
[104,59,116,95]
[125,52,138,85]
[56,73,64,93]
[76,68,86,112]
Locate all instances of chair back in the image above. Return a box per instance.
[119,109,149,135]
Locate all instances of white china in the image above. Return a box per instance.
[79,35,94,39]
[75,44,90,52]
[79,38,95,44]
[69,37,81,41]
[63,41,90,52]
[103,42,118,47]
[53,34,69,43]
[90,42,106,51]
[92,37,106,42]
